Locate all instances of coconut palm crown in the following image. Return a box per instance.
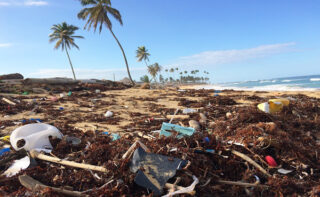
[147,63,162,82]
[136,46,150,67]
[77,0,135,85]
[49,22,84,80]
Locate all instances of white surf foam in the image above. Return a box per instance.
[310,78,320,82]
[195,84,319,91]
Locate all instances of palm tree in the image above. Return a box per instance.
[169,68,175,81]
[147,63,162,82]
[136,46,150,67]
[159,74,164,83]
[49,22,83,80]
[78,0,134,85]
[140,75,150,83]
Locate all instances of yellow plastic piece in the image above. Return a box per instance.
[269,98,290,106]
[0,135,10,142]
[257,99,289,113]
[268,101,284,113]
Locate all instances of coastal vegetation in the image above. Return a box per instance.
[49,22,84,80]
[77,0,135,85]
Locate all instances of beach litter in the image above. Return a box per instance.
[104,111,113,118]
[160,122,195,138]
[3,156,30,177]
[0,148,10,156]
[0,87,320,196]
[257,98,290,113]
[10,123,63,152]
[130,147,188,196]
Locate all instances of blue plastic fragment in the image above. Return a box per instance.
[214,93,219,96]
[204,137,210,143]
[30,118,41,122]
[160,123,195,138]
[0,148,10,156]
[194,149,215,154]
[103,132,121,141]
[59,107,64,110]
[214,90,222,93]
[205,149,215,154]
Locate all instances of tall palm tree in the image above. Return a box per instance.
[49,22,83,80]
[77,0,134,85]
[136,46,150,67]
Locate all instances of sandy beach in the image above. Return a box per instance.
[1,85,320,196]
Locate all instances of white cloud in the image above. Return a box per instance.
[0,2,10,6]
[0,0,48,6]
[24,0,48,6]
[170,42,296,67]
[0,43,13,47]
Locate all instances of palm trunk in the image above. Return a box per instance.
[109,28,135,86]
[144,60,148,67]
[65,48,76,80]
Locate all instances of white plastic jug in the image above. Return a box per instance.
[10,123,63,151]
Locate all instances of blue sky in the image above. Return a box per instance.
[0,0,319,83]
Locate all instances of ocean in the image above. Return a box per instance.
[203,75,320,91]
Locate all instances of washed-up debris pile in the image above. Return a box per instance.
[0,89,320,196]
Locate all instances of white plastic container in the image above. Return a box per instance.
[105,111,113,118]
[10,123,63,151]
[182,108,198,114]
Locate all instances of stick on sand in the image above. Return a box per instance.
[30,150,108,173]
[231,150,271,177]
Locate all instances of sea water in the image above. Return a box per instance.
[200,75,320,91]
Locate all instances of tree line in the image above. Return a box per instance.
[49,0,211,85]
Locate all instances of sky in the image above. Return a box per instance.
[0,0,319,83]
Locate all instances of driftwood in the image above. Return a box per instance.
[2,98,16,105]
[231,150,271,177]
[30,150,108,173]
[165,183,196,195]
[19,175,87,197]
[24,78,79,85]
[166,114,190,120]
[122,140,150,160]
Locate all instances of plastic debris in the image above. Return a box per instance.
[130,147,187,196]
[22,92,29,95]
[0,135,10,142]
[30,118,41,122]
[0,148,10,156]
[258,98,290,113]
[160,123,195,138]
[265,155,278,167]
[105,111,113,118]
[3,156,30,177]
[10,123,63,151]
[95,89,101,93]
[50,96,58,102]
[189,120,200,130]
[103,132,121,141]
[182,108,198,114]
[59,107,64,110]
[66,136,81,146]
[278,168,293,174]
